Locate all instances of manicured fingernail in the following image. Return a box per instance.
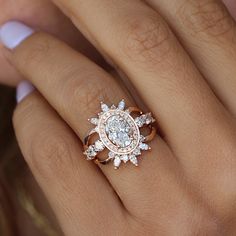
[16,81,35,103]
[0,21,34,49]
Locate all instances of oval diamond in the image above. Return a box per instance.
[105,115,132,148]
[98,110,140,155]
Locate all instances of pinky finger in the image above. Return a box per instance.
[13,82,126,236]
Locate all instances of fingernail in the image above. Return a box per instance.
[0,21,34,50]
[16,81,35,103]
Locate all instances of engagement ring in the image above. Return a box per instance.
[83,100,156,169]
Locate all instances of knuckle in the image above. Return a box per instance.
[177,0,234,37]
[13,94,79,183]
[73,80,110,114]
[122,14,172,66]
[29,127,75,180]
[62,73,118,116]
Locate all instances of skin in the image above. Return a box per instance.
[0,0,103,86]
[2,0,236,235]
[0,0,235,85]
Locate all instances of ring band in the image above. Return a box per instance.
[83,100,156,169]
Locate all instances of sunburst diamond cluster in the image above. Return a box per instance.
[84,100,155,169]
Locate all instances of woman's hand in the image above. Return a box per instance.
[2,0,236,234]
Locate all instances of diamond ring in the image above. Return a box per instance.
[83,100,156,169]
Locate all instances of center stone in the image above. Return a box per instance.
[105,115,133,148]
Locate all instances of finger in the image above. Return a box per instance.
[0,22,192,224]
[0,0,104,86]
[13,85,125,236]
[46,0,236,214]
[146,0,236,116]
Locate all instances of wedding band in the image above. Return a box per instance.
[83,100,156,169]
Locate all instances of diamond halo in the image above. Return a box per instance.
[83,100,156,169]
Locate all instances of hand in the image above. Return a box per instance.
[2,0,236,234]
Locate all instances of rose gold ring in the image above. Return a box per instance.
[83,100,156,169]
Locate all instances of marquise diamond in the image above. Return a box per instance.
[84,145,97,160]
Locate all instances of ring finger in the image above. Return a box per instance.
[13,90,124,235]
